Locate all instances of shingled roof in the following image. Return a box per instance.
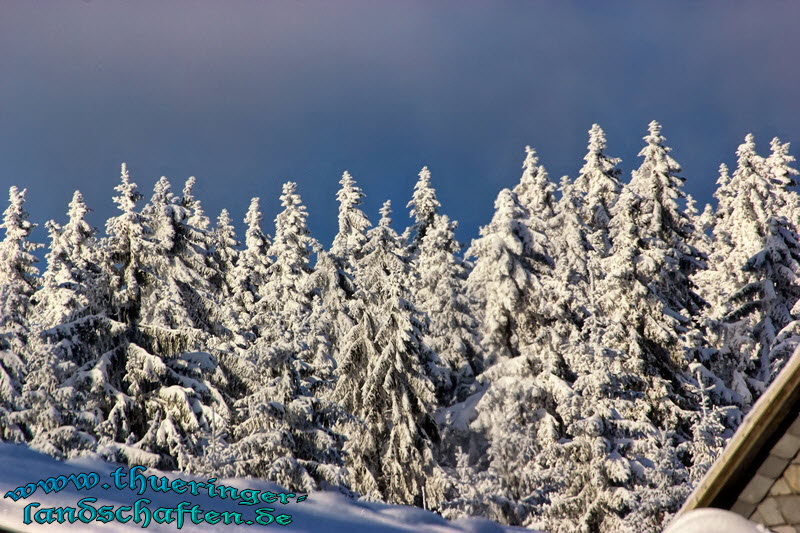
[678,347,800,530]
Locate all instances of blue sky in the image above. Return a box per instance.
[2,1,799,250]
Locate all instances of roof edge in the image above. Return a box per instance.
[678,346,800,514]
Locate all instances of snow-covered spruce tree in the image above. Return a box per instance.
[454,180,569,526]
[625,124,733,427]
[700,138,769,311]
[211,208,238,306]
[120,176,232,472]
[573,124,623,258]
[550,175,592,334]
[416,213,481,405]
[703,136,800,405]
[226,197,271,341]
[467,146,559,362]
[405,166,441,258]
[256,181,316,344]
[322,170,370,336]
[75,166,229,472]
[331,171,371,270]
[227,182,345,492]
[21,191,111,458]
[305,246,356,381]
[764,137,800,223]
[139,176,219,334]
[546,146,717,531]
[685,194,714,266]
[723,216,800,387]
[509,147,562,332]
[513,146,558,226]
[181,176,211,230]
[627,120,706,322]
[334,201,445,507]
[537,183,695,532]
[466,188,538,365]
[104,163,149,323]
[0,186,42,441]
[703,136,798,311]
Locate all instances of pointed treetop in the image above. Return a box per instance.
[181,176,209,229]
[580,123,622,174]
[152,176,173,202]
[67,190,89,221]
[736,133,758,161]
[514,145,556,217]
[336,170,364,209]
[274,182,310,238]
[523,145,540,172]
[0,186,41,286]
[767,137,799,188]
[282,181,297,200]
[332,170,370,258]
[379,200,392,228]
[408,166,440,224]
[574,124,622,242]
[63,190,95,247]
[633,120,683,192]
[716,163,730,187]
[2,187,34,240]
[217,208,232,227]
[339,170,356,190]
[587,124,608,153]
[419,166,431,182]
[686,193,698,218]
[183,176,197,200]
[278,181,305,213]
[640,120,672,156]
[112,163,142,214]
[245,197,262,228]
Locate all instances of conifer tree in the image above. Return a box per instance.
[705,136,799,405]
[227,198,271,340]
[573,124,623,257]
[466,189,540,365]
[724,216,800,386]
[513,146,557,222]
[467,149,556,367]
[0,186,42,441]
[416,213,481,404]
[181,176,210,230]
[22,191,110,457]
[405,166,441,256]
[104,163,149,323]
[331,171,370,265]
[212,208,238,304]
[335,211,445,506]
[550,175,592,333]
[228,182,344,491]
[628,120,705,322]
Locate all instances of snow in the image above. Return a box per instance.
[663,509,769,533]
[0,443,531,532]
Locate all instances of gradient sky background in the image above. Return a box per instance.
[2,1,800,252]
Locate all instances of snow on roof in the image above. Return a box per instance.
[664,509,769,533]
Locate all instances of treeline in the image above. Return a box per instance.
[1,121,798,532]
